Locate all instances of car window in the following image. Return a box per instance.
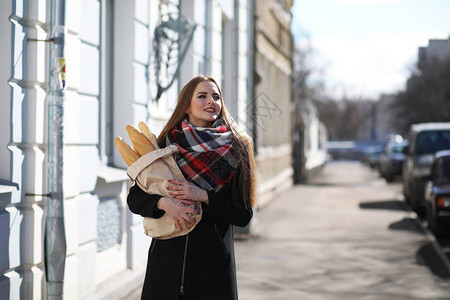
[391,144,404,153]
[435,157,450,184]
[416,130,450,155]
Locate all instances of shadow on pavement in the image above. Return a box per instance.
[359,200,409,211]
[387,218,450,279]
[416,243,450,279]
[388,217,423,234]
[305,181,378,187]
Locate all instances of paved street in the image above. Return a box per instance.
[235,161,450,300]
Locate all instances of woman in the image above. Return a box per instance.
[127,75,257,299]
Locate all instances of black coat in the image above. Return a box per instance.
[127,167,253,300]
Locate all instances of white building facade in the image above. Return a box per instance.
[0,0,252,299]
[293,99,327,183]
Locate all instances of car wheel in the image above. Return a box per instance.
[426,205,444,237]
[410,194,425,216]
[385,174,394,182]
[403,192,410,207]
[403,180,411,204]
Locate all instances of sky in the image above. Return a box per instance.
[291,0,450,99]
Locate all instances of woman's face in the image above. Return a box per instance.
[185,81,222,127]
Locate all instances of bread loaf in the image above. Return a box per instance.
[138,121,158,148]
[114,136,140,166]
[126,124,156,156]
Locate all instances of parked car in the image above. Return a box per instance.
[424,150,450,237]
[362,144,384,169]
[403,123,450,214]
[379,138,408,182]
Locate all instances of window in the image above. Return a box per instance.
[97,196,121,252]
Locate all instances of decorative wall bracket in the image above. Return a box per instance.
[148,13,197,101]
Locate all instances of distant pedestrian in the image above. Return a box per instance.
[127,75,257,300]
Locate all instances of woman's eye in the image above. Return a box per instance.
[197,94,220,101]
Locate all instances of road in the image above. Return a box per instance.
[235,161,450,300]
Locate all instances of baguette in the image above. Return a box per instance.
[126,124,156,156]
[114,136,140,166]
[138,121,158,148]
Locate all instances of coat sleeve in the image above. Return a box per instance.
[127,184,165,218]
[205,167,253,227]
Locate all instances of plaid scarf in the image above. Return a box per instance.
[167,119,239,192]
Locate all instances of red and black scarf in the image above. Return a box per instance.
[167,119,239,192]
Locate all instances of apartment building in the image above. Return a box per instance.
[253,0,294,205]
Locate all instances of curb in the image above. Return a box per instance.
[397,194,450,276]
[414,216,450,275]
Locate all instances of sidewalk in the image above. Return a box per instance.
[234,161,450,300]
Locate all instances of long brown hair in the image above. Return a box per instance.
[158,75,257,208]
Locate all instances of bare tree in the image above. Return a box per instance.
[391,57,450,133]
[314,96,374,141]
[292,42,324,103]
[293,41,376,142]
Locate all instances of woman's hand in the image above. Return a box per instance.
[167,180,209,204]
[157,197,198,230]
